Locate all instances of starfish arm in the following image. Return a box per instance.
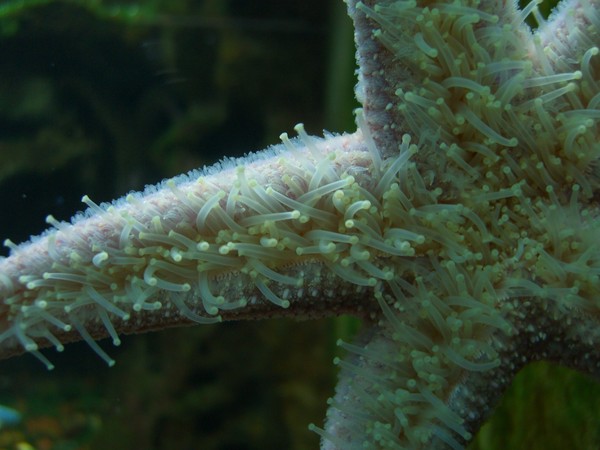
[346,0,409,157]
[317,237,600,450]
[312,244,516,450]
[346,0,600,189]
[346,0,533,158]
[320,322,508,449]
[0,130,390,367]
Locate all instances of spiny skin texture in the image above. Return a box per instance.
[1,0,600,449]
[0,133,386,363]
[324,0,600,448]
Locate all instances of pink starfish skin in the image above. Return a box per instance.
[2,0,600,448]
[0,132,379,361]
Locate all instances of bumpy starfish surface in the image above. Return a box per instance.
[1,0,600,448]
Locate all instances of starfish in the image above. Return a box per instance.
[1,0,600,448]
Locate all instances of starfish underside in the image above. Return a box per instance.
[1,0,600,448]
